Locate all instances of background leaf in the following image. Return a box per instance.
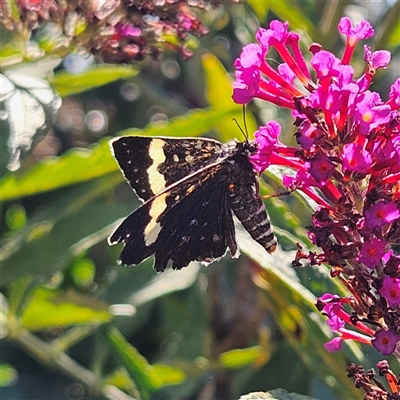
[50,65,139,97]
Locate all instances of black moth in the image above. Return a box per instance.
[108,136,277,272]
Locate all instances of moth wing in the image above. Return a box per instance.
[109,168,238,271]
[110,136,223,202]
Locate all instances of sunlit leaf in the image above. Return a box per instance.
[245,0,269,21]
[50,65,139,97]
[0,178,129,285]
[4,203,26,231]
[104,367,140,398]
[107,327,185,397]
[20,288,111,330]
[387,20,400,48]
[107,327,157,398]
[219,346,264,369]
[149,364,185,387]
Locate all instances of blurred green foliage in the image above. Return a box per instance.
[1,1,399,399]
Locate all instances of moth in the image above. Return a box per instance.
[108,136,277,272]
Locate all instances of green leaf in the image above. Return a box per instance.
[0,364,17,387]
[106,327,158,398]
[387,19,400,48]
[0,106,241,200]
[7,275,35,317]
[107,327,185,397]
[104,367,140,398]
[202,53,235,110]
[245,0,269,21]
[149,364,185,387]
[50,65,139,97]
[0,178,128,285]
[0,139,118,200]
[20,288,111,331]
[219,346,264,369]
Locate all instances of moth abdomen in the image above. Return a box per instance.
[228,182,277,253]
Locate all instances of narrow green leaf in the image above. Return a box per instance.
[0,106,241,200]
[219,346,264,369]
[202,53,235,109]
[0,140,117,200]
[104,367,140,398]
[245,0,269,21]
[7,275,35,317]
[106,330,185,393]
[107,327,157,398]
[388,20,400,47]
[149,364,185,387]
[50,65,139,97]
[20,288,111,331]
[0,178,128,284]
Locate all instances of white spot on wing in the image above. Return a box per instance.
[144,192,168,246]
[147,139,167,194]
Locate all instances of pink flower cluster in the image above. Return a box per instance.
[0,0,212,61]
[233,18,400,357]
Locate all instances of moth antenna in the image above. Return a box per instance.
[232,117,247,141]
[232,106,250,142]
[242,105,249,142]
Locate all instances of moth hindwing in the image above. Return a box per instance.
[109,136,277,272]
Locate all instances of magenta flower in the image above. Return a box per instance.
[387,78,400,110]
[324,337,343,352]
[338,17,374,65]
[342,143,372,173]
[338,17,374,43]
[296,120,324,150]
[353,91,391,134]
[310,51,341,81]
[357,239,386,269]
[250,122,280,173]
[380,276,400,307]
[372,329,400,355]
[364,201,400,230]
[306,154,335,182]
[364,46,391,71]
